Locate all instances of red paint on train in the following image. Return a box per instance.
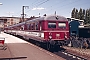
[4,15,69,46]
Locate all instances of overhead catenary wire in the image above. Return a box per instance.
[36,0,68,15]
[14,0,89,17]
[13,0,48,17]
[26,0,82,17]
[32,0,48,7]
[35,0,89,17]
[35,0,49,7]
[25,0,50,13]
[41,0,82,14]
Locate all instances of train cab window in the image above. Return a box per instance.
[48,22,56,28]
[58,22,66,28]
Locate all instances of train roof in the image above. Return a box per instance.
[26,15,68,22]
[5,15,67,28]
[5,22,25,28]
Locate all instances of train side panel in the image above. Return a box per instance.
[79,28,90,38]
[4,15,69,46]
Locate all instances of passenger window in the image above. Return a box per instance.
[31,23,35,30]
[27,24,30,30]
[29,24,31,30]
[48,22,56,28]
[36,23,39,30]
[31,23,33,30]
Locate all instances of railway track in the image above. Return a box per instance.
[25,40,88,60]
[53,48,87,60]
[11,34,89,60]
[63,46,90,60]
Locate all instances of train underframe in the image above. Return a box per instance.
[43,40,69,50]
[28,38,69,50]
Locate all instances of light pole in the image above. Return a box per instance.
[0,3,2,32]
[21,6,29,22]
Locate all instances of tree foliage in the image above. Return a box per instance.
[71,8,75,18]
[71,8,90,24]
[75,9,79,19]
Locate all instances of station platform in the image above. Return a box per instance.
[0,32,65,60]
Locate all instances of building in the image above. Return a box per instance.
[0,17,21,31]
[0,16,39,31]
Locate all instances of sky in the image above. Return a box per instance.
[0,0,90,18]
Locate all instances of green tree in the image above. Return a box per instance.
[71,8,90,24]
[71,8,76,18]
[85,9,89,24]
[75,9,79,19]
[82,9,85,20]
[88,9,90,21]
[78,8,83,20]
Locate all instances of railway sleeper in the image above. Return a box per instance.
[63,51,87,60]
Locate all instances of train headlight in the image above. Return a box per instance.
[49,36,52,39]
[64,32,67,39]
[65,36,67,38]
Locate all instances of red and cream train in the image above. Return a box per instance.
[4,15,69,49]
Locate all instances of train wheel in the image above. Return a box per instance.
[35,42,41,47]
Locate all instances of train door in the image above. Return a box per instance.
[39,22,42,31]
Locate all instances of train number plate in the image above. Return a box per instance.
[56,34,60,37]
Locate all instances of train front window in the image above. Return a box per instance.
[58,22,66,28]
[48,22,56,28]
